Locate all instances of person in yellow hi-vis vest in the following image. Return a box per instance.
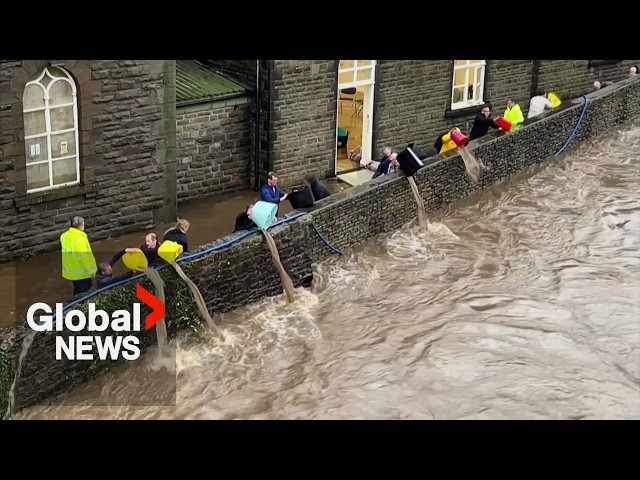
[504,99,524,131]
[60,216,97,297]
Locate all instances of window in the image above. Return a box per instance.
[451,60,486,110]
[338,60,376,87]
[23,66,80,193]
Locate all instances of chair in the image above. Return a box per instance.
[339,87,356,114]
[352,90,364,117]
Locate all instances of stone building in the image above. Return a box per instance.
[0,59,637,262]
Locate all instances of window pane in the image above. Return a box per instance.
[23,84,45,110]
[24,110,46,137]
[452,87,464,103]
[50,106,75,132]
[49,79,73,106]
[339,60,354,70]
[49,67,67,79]
[475,66,484,83]
[356,60,372,67]
[51,132,76,159]
[339,71,354,85]
[52,157,77,185]
[454,60,468,67]
[27,163,50,190]
[454,68,467,87]
[357,68,372,81]
[25,138,48,164]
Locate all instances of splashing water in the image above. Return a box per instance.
[262,229,296,303]
[142,268,170,356]
[168,262,225,340]
[458,145,484,183]
[407,176,429,231]
[4,329,36,420]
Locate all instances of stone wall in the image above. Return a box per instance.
[267,60,339,188]
[0,60,177,263]
[176,102,253,202]
[2,75,638,418]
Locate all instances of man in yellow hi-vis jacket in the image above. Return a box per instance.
[60,216,97,297]
[504,99,524,131]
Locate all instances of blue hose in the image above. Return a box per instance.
[555,95,590,156]
[310,223,343,255]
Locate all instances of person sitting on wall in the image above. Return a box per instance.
[469,105,500,140]
[503,99,524,131]
[527,90,555,119]
[163,218,190,253]
[372,152,399,179]
[95,250,135,288]
[304,173,331,201]
[361,146,392,172]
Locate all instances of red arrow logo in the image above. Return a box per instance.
[136,284,165,330]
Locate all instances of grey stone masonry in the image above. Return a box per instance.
[0,60,177,263]
[176,103,253,202]
[267,60,339,188]
[2,75,638,418]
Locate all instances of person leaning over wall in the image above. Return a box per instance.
[163,219,190,253]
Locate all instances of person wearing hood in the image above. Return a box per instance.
[304,173,331,201]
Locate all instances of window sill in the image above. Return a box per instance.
[444,103,488,119]
[14,183,97,208]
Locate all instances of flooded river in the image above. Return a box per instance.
[13,121,640,420]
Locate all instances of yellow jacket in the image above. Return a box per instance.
[60,227,97,281]
[504,104,524,130]
[440,128,461,153]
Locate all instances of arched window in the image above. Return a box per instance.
[23,66,80,193]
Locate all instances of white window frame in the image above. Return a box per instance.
[451,60,486,110]
[338,60,377,89]
[23,66,80,193]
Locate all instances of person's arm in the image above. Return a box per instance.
[108,249,126,266]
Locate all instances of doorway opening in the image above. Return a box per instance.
[336,60,376,179]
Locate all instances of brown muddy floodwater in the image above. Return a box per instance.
[13,121,640,420]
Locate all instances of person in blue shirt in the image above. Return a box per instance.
[372,152,399,179]
[260,172,288,214]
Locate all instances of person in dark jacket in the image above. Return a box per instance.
[234,204,257,232]
[469,106,499,141]
[304,173,331,201]
[163,218,190,253]
[95,250,134,288]
[124,233,161,265]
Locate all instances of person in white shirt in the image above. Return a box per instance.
[527,90,555,119]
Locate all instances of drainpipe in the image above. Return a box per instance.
[254,60,260,191]
[530,60,541,99]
